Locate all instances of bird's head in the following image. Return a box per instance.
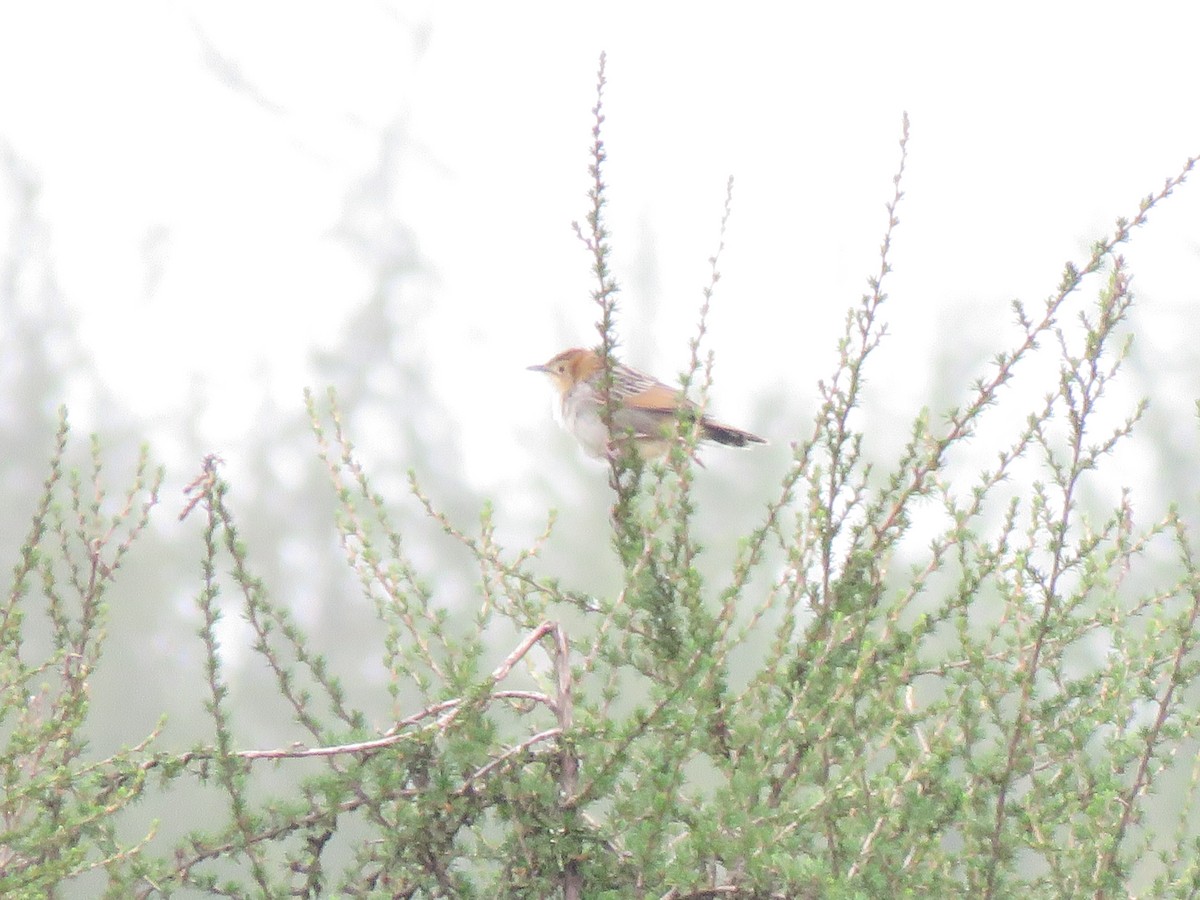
[527,348,603,394]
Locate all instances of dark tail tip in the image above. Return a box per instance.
[704,421,767,448]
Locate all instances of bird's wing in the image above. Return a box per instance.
[612,364,695,412]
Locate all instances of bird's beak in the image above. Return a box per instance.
[527,363,548,373]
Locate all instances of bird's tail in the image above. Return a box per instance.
[702,420,766,448]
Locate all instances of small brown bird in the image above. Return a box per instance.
[528,347,765,460]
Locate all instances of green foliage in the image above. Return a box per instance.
[1,409,163,896]
[4,55,1200,898]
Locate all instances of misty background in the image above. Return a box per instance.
[1,2,1198,883]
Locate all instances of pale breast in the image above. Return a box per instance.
[561,383,611,458]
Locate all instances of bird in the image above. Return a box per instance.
[528,347,765,461]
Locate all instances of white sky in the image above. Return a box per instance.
[1,2,1197,494]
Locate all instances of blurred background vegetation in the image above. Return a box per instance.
[2,5,1199,896]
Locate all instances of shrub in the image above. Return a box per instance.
[3,54,1199,898]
